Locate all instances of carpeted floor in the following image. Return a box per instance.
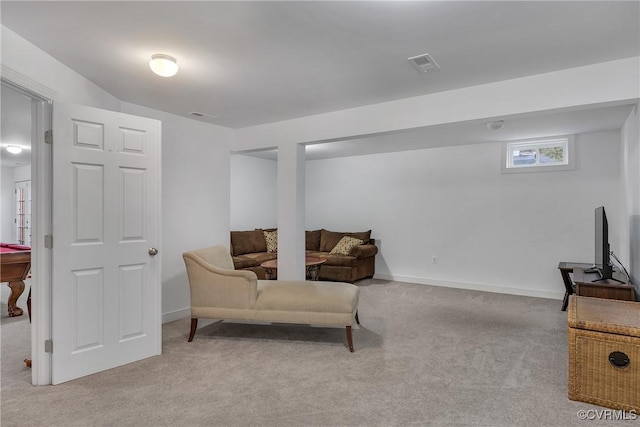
[1,279,606,426]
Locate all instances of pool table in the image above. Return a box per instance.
[0,243,31,317]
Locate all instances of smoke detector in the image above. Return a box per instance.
[408,53,440,73]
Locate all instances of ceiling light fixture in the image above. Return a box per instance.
[149,54,179,77]
[6,145,23,154]
[486,120,505,130]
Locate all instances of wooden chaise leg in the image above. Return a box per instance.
[355,311,360,325]
[188,318,198,342]
[346,326,354,352]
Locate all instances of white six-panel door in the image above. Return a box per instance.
[52,104,161,384]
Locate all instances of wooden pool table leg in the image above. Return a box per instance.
[7,280,25,317]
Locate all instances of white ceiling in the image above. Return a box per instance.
[2,1,639,130]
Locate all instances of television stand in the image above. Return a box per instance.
[558,262,634,311]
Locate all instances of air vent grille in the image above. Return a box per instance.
[408,53,440,73]
[189,111,218,120]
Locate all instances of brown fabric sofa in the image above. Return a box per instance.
[230,229,378,283]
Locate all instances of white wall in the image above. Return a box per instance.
[1,26,121,109]
[0,167,14,242]
[230,154,277,230]
[621,104,640,296]
[0,165,33,243]
[232,56,638,295]
[3,22,636,313]
[1,82,32,243]
[13,164,31,182]
[306,131,621,300]
[121,102,233,322]
[2,26,235,322]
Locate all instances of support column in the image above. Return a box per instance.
[277,143,306,280]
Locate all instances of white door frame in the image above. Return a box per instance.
[2,65,57,385]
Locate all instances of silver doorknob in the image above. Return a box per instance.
[148,247,159,256]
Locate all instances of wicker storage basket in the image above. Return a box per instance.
[568,296,640,411]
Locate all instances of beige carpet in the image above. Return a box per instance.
[1,279,601,426]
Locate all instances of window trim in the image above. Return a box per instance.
[501,135,575,174]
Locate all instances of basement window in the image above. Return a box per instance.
[501,136,575,173]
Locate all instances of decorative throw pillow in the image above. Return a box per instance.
[329,236,363,256]
[263,230,278,253]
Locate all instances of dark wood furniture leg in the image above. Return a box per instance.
[558,262,593,312]
[188,318,198,342]
[346,326,354,352]
[307,265,321,281]
[27,288,32,322]
[355,311,360,325]
[7,280,25,317]
[560,269,573,312]
[264,267,275,280]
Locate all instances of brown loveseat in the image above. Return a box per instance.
[230,229,378,283]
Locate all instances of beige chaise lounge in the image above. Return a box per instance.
[183,245,361,351]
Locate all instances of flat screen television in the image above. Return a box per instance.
[594,206,614,281]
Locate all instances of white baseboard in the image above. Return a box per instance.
[162,307,191,324]
[163,277,564,324]
[373,274,565,301]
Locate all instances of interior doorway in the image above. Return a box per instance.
[14,180,32,246]
[1,77,53,385]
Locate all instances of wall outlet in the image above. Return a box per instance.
[432,256,437,264]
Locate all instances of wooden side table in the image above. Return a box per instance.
[260,256,327,280]
[558,262,593,311]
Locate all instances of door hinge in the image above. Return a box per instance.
[44,130,53,144]
[45,339,53,353]
[44,235,53,249]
